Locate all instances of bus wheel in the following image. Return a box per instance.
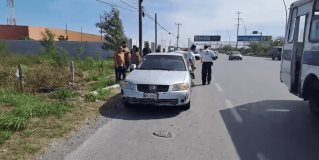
[309,89,319,115]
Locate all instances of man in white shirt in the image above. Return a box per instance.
[187,45,196,80]
[201,45,214,85]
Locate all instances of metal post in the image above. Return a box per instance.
[236,11,241,48]
[176,23,182,49]
[17,64,24,93]
[139,0,143,56]
[155,13,157,51]
[100,14,103,41]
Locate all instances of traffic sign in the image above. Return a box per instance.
[194,35,221,42]
[238,36,272,42]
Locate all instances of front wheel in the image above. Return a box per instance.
[309,90,319,115]
[181,101,190,110]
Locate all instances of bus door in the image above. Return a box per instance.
[291,15,307,93]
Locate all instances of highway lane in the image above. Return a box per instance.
[56,54,319,160]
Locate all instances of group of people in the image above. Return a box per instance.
[187,45,215,85]
[114,41,152,81]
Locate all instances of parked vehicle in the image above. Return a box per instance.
[228,51,243,60]
[281,0,319,114]
[271,47,283,60]
[121,53,192,110]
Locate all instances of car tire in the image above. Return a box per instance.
[181,101,190,110]
[272,57,275,60]
[309,89,319,115]
[124,102,134,108]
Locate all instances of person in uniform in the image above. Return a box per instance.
[142,42,152,57]
[201,45,215,85]
[114,46,125,81]
[187,45,197,79]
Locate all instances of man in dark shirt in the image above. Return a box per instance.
[142,42,152,57]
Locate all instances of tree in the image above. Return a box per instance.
[272,37,284,46]
[41,28,56,54]
[96,8,127,51]
[222,45,234,53]
[57,35,69,41]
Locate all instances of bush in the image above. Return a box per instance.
[249,42,271,56]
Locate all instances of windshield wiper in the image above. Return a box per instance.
[150,68,171,71]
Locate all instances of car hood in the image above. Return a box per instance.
[126,70,188,85]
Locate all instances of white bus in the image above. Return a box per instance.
[281,0,319,114]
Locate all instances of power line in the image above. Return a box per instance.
[119,0,138,10]
[96,0,135,12]
[144,12,177,37]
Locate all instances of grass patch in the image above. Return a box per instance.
[85,89,112,102]
[49,89,80,101]
[0,88,72,131]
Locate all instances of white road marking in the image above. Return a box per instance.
[212,76,215,81]
[214,83,223,92]
[225,100,243,123]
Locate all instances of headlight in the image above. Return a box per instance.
[172,83,190,91]
[121,81,135,90]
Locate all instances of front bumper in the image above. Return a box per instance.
[121,87,190,106]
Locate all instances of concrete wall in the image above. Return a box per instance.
[0,25,29,40]
[28,26,102,42]
[3,40,114,59]
[0,25,102,42]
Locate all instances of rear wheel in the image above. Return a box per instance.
[309,89,319,115]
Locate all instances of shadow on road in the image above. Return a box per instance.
[220,100,319,160]
[99,94,181,121]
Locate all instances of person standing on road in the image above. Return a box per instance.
[122,41,131,73]
[201,45,214,85]
[130,47,141,72]
[142,42,152,57]
[187,45,197,79]
[114,46,126,81]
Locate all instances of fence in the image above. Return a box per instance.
[2,40,114,58]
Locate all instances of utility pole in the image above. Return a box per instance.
[155,13,158,50]
[139,0,143,56]
[176,23,182,49]
[236,11,241,48]
[241,19,247,48]
[100,14,103,41]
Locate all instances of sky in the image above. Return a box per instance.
[0,0,296,47]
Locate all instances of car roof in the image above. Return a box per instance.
[147,52,185,57]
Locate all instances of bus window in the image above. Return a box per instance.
[314,0,319,15]
[310,19,319,41]
[298,16,306,42]
[288,9,298,43]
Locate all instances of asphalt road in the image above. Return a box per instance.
[62,54,319,160]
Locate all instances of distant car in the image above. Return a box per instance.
[121,53,192,110]
[212,51,218,60]
[271,47,282,60]
[228,51,243,60]
[194,51,201,60]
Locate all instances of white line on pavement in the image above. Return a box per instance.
[225,100,243,123]
[214,83,223,92]
[257,153,269,160]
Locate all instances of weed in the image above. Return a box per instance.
[85,93,97,102]
[0,131,13,144]
[49,89,80,101]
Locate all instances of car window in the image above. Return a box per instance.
[139,55,186,71]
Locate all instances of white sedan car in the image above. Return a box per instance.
[121,53,192,110]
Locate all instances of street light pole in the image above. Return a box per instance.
[155,13,157,51]
[139,0,143,56]
[176,23,182,49]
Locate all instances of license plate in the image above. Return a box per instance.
[144,93,158,100]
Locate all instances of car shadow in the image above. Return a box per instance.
[220,100,319,160]
[99,94,181,121]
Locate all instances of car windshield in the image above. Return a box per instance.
[138,55,186,71]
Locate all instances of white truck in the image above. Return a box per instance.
[281,0,319,114]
